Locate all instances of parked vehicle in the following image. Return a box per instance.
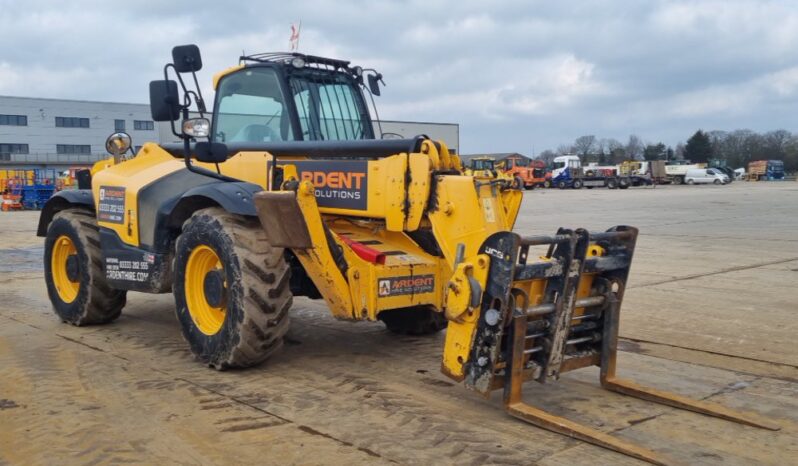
[684,168,730,185]
[665,161,704,184]
[546,155,632,189]
[747,160,785,181]
[619,160,665,185]
[734,168,746,180]
[708,159,734,183]
[497,155,546,189]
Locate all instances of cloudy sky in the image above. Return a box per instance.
[1,0,797,154]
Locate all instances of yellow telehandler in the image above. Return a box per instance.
[37,45,778,465]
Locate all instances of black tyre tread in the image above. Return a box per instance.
[49,210,126,325]
[177,207,292,369]
[379,307,448,336]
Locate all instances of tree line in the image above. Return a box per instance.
[536,130,798,172]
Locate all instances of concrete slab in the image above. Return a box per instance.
[1,182,796,465]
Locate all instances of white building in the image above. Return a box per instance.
[1,95,459,169]
[0,96,158,167]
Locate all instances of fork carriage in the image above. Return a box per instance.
[462,226,778,465]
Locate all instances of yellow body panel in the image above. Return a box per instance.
[329,220,447,320]
[405,153,432,231]
[290,180,355,318]
[92,143,184,246]
[212,64,246,89]
[427,176,516,265]
[200,151,270,188]
[273,154,413,229]
[441,254,489,380]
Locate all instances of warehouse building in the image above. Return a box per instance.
[0,96,158,167]
[1,95,458,169]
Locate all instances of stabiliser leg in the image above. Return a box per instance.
[599,288,781,432]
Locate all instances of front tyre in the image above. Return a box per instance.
[173,208,291,369]
[44,209,126,325]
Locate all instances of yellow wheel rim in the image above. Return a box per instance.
[185,245,227,335]
[51,235,80,303]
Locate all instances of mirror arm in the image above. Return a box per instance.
[190,71,207,116]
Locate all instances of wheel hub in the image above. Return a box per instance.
[203,269,226,308]
[51,235,80,303]
[184,244,227,335]
[65,254,79,281]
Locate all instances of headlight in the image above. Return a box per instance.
[291,57,306,68]
[182,118,210,138]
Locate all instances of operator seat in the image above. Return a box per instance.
[231,124,281,142]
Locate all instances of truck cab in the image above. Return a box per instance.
[551,155,581,181]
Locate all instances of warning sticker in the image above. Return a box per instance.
[293,161,368,210]
[97,186,125,224]
[378,274,435,297]
[481,197,496,223]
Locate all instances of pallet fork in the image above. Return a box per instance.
[465,227,779,465]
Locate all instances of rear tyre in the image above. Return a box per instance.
[44,209,126,325]
[173,207,292,369]
[687,178,695,185]
[379,306,447,335]
[607,179,618,189]
[572,180,584,189]
[674,176,684,185]
[619,178,630,189]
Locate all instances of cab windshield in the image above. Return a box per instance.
[215,68,295,143]
[472,159,494,170]
[213,67,372,143]
[289,70,371,140]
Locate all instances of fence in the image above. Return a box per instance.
[0,153,108,165]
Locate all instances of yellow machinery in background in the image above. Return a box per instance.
[464,156,519,187]
[36,45,779,465]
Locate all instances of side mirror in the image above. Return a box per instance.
[105,132,132,156]
[367,73,381,96]
[149,80,181,122]
[172,44,203,73]
[195,142,227,164]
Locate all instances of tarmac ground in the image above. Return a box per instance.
[1,181,796,465]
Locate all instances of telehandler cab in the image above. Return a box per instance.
[39,45,778,464]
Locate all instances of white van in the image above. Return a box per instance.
[685,168,730,185]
